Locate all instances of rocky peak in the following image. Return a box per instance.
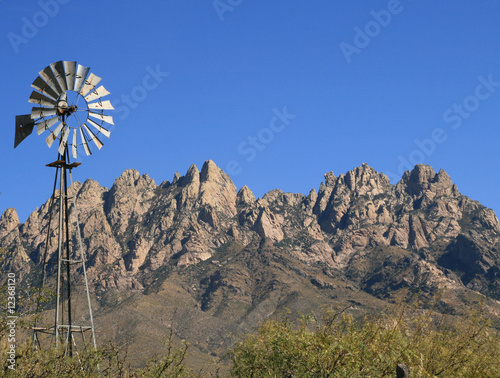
[200,160,219,182]
[324,172,336,187]
[405,164,436,193]
[107,169,157,233]
[315,164,391,214]
[341,163,391,196]
[199,160,237,217]
[314,164,392,230]
[398,164,457,197]
[237,185,256,207]
[172,171,181,184]
[178,164,200,203]
[75,179,107,215]
[112,169,147,188]
[304,189,318,213]
[262,189,284,204]
[0,208,19,235]
[185,164,200,184]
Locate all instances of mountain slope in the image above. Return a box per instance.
[1,161,500,367]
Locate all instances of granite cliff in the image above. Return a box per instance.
[1,161,499,366]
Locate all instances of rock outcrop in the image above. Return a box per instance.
[1,160,500,366]
[0,208,30,275]
[1,161,499,298]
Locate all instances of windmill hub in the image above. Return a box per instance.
[57,101,77,116]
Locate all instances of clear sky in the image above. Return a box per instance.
[1,1,500,223]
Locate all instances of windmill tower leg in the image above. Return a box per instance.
[32,153,97,358]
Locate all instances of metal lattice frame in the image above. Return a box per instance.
[32,154,97,356]
[15,61,113,357]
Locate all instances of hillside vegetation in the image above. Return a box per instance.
[2,304,499,377]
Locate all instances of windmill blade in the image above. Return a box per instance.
[79,127,92,156]
[58,91,67,104]
[80,73,101,96]
[29,91,57,107]
[88,112,114,125]
[46,122,64,148]
[87,100,114,110]
[31,76,59,100]
[36,116,59,135]
[85,85,110,102]
[58,126,70,155]
[87,119,110,138]
[63,61,77,91]
[74,64,90,93]
[83,123,103,150]
[14,114,35,148]
[31,107,57,119]
[39,66,63,95]
[71,129,78,159]
[50,61,67,92]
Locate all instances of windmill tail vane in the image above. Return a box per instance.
[15,60,114,159]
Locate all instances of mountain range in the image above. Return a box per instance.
[1,161,500,368]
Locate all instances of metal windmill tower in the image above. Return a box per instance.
[15,61,114,356]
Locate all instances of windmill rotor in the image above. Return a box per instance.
[15,60,114,159]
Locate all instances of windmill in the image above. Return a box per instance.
[15,60,114,356]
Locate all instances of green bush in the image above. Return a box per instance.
[229,306,500,377]
[2,336,193,377]
[2,303,500,376]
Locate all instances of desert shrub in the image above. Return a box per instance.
[2,337,135,377]
[229,306,500,377]
[1,336,199,377]
[135,329,191,377]
[1,327,204,378]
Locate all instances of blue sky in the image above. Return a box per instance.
[1,0,500,222]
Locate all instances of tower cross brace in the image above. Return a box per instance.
[32,150,96,357]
